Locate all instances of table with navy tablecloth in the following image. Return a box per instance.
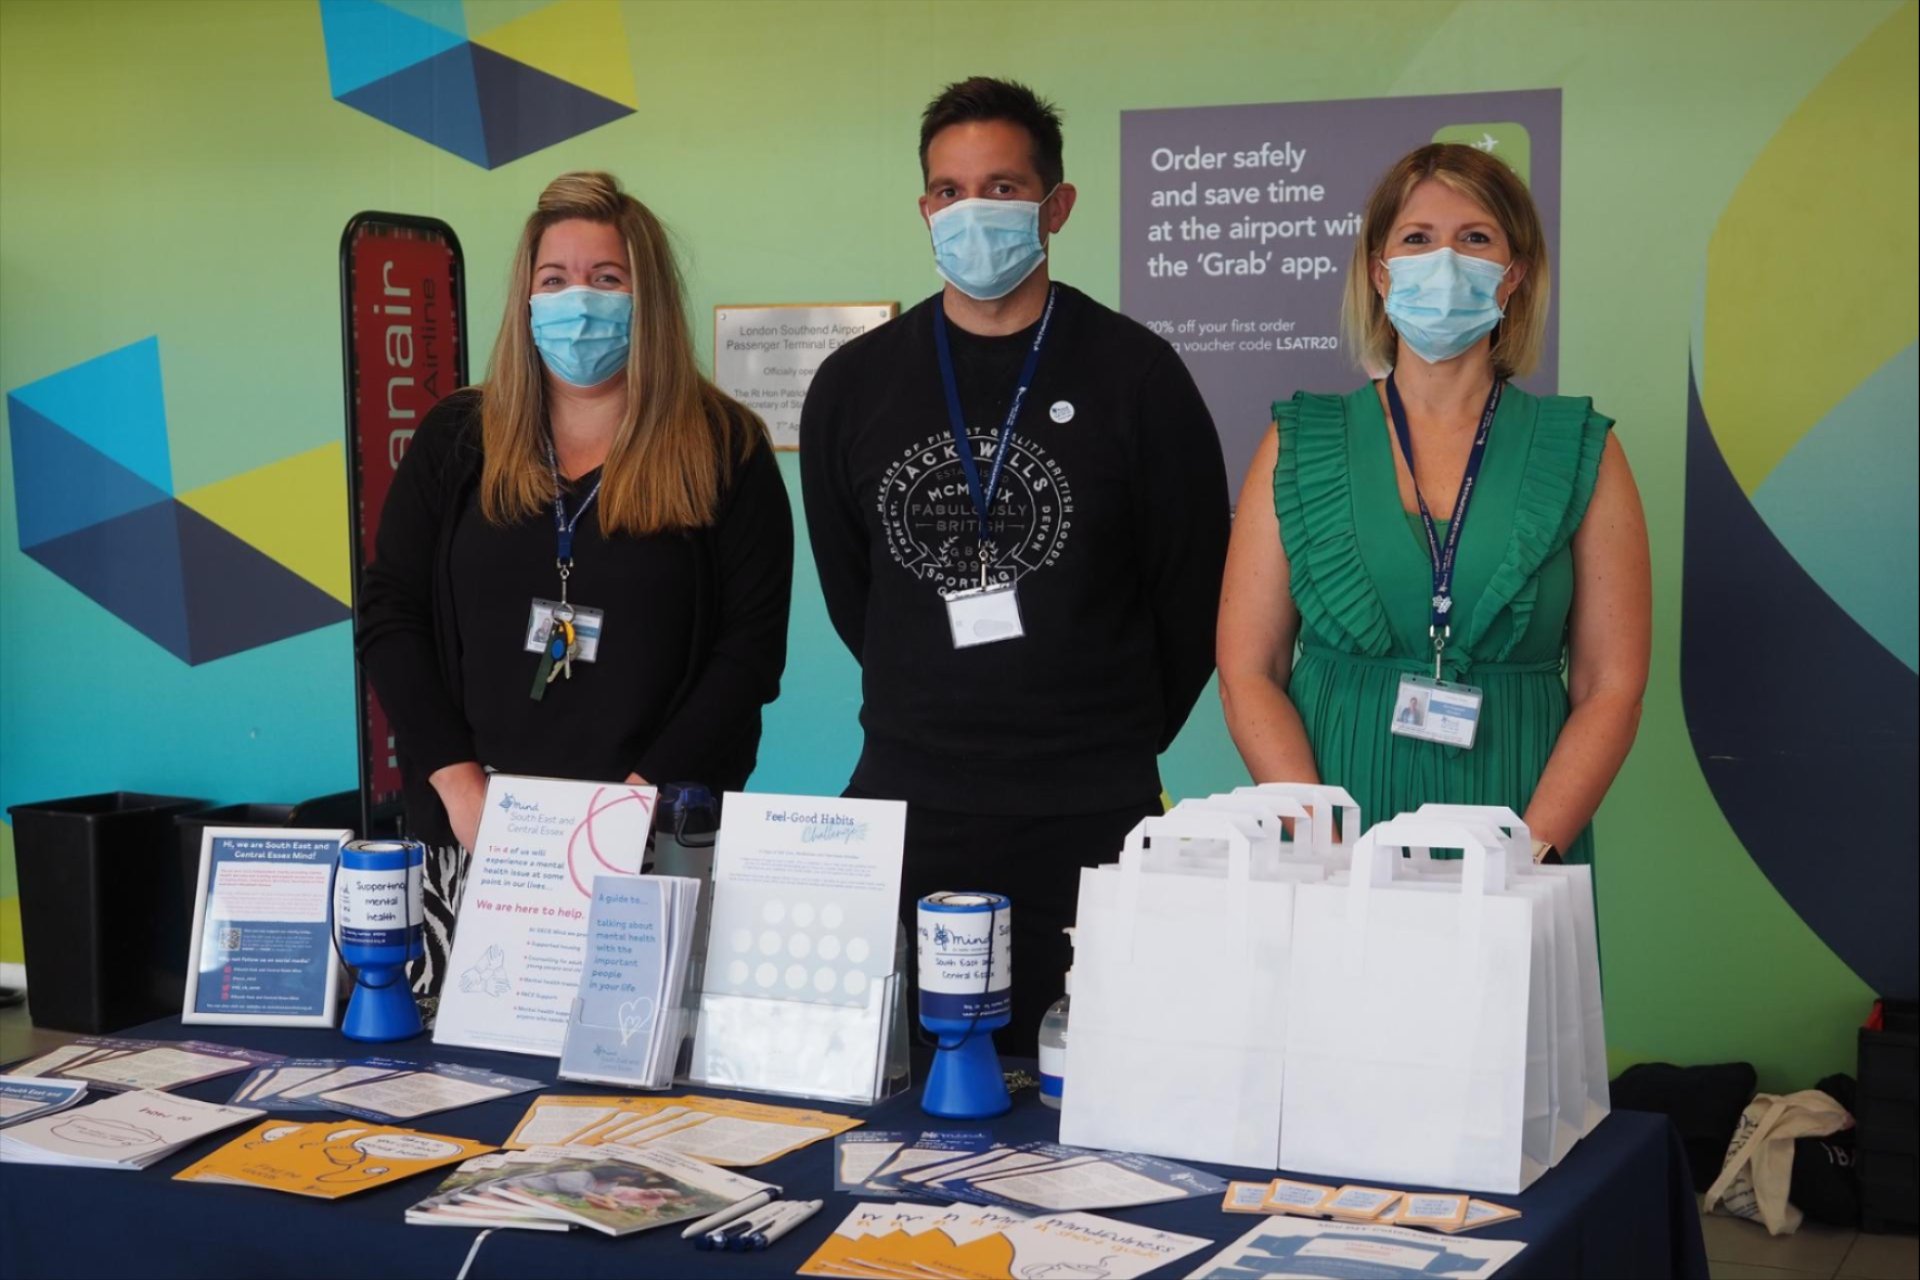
[0,1018,1708,1279]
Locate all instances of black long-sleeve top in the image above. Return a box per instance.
[798,285,1231,816]
[357,389,793,846]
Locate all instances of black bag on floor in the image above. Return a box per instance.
[1791,1073,1861,1228]
[1610,1061,1758,1192]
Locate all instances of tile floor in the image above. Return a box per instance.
[1702,1203,1918,1280]
[2,1000,1914,1276]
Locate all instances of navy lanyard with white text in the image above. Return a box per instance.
[932,283,1058,587]
[545,438,602,606]
[1384,371,1502,678]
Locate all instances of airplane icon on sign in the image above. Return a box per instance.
[1475,132,1500,152]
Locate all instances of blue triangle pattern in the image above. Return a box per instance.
[320,0,468,100]
[7,400,171,549]
[336,42,490,168]
[174,504,352,665]
[7,336,172,493]
[470,44,634,169]
[24,501,193,661]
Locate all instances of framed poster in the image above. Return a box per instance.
[713,302,897,449]
[182,827,349,1027]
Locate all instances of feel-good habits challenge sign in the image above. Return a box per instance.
[1120,90,1562,485]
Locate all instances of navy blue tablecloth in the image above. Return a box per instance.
[0,1019,1706,1279]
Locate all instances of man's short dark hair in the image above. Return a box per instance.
[919,77,1065,191]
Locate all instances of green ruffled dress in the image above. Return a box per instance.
[1273,383,1612,863]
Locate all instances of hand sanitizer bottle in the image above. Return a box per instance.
[1038,928,1074,1110]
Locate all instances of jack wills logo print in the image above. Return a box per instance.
[878,429,1075,595]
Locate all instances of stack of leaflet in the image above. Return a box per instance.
[506,1093,860,1166]
[558,874,701,1090]
[405,1143,774,1236]
[2,1037,281,1093]
[833,1132,1226,1212]
[176,1121,493,1198]
[798,1202,1212,1279]
[1187,1216,1526,1279]
[1220,1178,1522,1234]
[226,1057,543,1122]
[0,1090,261,1169]
[0,1078,88,1128]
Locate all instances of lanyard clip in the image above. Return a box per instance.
[1430,625,1450,681]
[978,543,992,590]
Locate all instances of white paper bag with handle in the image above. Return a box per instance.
[1281,816,1541,1193]
[1065,812,1318,1168]
[1416,804,1610,1136]
[1392,817,1569,1169]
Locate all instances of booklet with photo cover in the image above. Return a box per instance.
[489,1144,774,1236]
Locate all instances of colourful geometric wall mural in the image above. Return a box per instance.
[6,338,352,666]
[1681,4,1919,999]
[319,0,637,169]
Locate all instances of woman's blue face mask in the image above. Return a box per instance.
[1381,248,1512,365]
[528,285,633,387]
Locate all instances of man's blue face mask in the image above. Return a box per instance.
[1381,248,1512,365]
[928,188,1059,302]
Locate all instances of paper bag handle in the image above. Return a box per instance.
[1120,813,1256,882]
[1344,817,1501,969]
[1213,793,1318,854]
[1115,813,1255,963]
[1414,804,1532,869]
[1168,798,1288,863]
[1237,783,1361,856]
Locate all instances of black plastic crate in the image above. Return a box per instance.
[9,792,209,1032]
[1859,999,1920,1232]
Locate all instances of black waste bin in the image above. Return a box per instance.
[8,791,210,1033]
[170,803,299,1009]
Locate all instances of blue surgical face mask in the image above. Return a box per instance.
[928,190,1057,301]
[1382,248,1511,365]
[528,286,633,387]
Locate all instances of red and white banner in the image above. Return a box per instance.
[341,213,467,835]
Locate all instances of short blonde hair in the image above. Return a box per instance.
[1341,143,1550,379]
[480,171,763,535]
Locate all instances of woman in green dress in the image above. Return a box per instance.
[1217,143,1650,864]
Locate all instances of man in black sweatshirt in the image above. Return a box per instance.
[799,77,1230,1055]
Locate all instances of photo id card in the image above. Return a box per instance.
[523,599,604,662]
[943,583,1025,649]
[1390,675,1482,749]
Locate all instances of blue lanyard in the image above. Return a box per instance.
[931,284,1058,568]
[543,439,603,572]
[1383,372,1502,676]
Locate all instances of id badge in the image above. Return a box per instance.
[1390,674,1482,749]
[524,598,604,662]
[943,583,1025,649]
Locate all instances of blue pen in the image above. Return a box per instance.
[725,1203,790,1251]
[750,1200,822,1249]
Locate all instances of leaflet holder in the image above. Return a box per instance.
[682,922,910,1107]
[682,969,909,1107]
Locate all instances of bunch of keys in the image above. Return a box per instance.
[529,609,577,701]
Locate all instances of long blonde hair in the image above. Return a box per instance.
[1342,143,1551,380]
[479,171,762,534]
